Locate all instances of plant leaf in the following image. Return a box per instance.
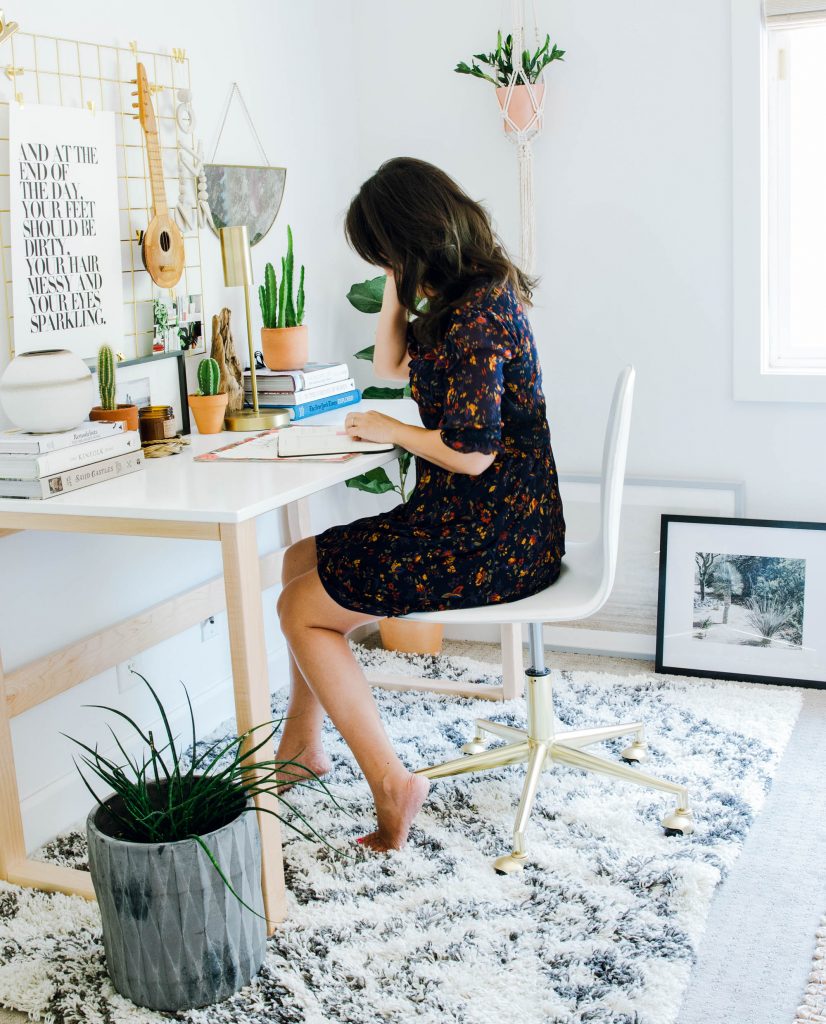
[346,276,386,314]
[354,345,375,362]
[362,386,406,399]
[345,467,396,494]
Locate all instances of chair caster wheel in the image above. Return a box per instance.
[493,852,528,875]
[661,807,695,836]
[462,738,487,755]
[621,740,648,764]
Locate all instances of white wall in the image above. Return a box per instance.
[0,0,378,848]
[350,0,826,519]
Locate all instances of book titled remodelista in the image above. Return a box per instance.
[0,419,124,456]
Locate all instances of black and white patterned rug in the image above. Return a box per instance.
[0,644,802,1024]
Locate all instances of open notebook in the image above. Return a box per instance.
[196,426,394,464]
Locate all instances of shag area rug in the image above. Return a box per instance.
[795,916,826,1024]
[0,644,802,1024]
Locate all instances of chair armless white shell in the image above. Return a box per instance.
[405,366,695,874]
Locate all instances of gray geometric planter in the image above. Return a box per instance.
[86,795,267,1012]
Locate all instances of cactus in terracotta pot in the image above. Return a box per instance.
[258,225,308,370]
[188,356,228,435]
[89,344,139,431]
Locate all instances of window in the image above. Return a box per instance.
[732,0,826,401]
[765,5,826,374]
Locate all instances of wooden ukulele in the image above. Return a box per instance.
[134,62,185,288]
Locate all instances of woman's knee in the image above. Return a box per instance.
[282,536,317,585]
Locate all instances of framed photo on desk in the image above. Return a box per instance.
[88,350,190,435]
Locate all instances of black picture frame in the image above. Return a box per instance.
[87,350,190,435]
[655,514,826,689]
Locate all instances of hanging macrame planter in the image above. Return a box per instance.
[455,2,565,275]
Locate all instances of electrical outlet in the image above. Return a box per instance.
[201,615,218,642]
[116,659,142,693]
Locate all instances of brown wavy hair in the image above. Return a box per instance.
[344,157,534,347]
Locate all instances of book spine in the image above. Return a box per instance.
[245,378,356,405]
[34,451,144,498]
[288,389,361,420]
[0,420,124,455]
[245,364,349,391]
[6,431,139,480]
[299,365,350,389]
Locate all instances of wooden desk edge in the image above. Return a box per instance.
[0,513,220,540]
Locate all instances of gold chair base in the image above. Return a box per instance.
[415,670,694,872]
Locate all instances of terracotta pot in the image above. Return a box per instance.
[496,83,545,133]
[188,392,228,434]
[379,618,444,656]
[90,404,139,432]
[261,326,309,371]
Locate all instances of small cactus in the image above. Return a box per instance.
[197,357,221,397]
[97,344,116,411]
[257,225,305,329]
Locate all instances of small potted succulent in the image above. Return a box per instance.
[188,356,228,434]
[70,673,336,1012]
[455,30,565,133]
[258,225,307,371]
[345,275,443,656]
[89,344,139,431]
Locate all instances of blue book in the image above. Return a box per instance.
[256,388,362,420]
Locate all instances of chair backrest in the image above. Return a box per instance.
[593,365,635,600]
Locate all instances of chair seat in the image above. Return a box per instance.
[403,540,607,626]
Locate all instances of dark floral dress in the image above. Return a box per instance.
[316,280,565,616]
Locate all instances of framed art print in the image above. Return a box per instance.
[656,515,826,688]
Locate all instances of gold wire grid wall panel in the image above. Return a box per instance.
[0,31,204,360]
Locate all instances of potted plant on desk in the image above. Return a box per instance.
[345,275,443,656]
[70,674,337,1012]
[89,345,139,432]
[188,356,228,434]
[258,225,307,371]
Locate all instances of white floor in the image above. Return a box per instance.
[1,643,822,1024]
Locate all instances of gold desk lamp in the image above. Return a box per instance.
[219,225,290,431]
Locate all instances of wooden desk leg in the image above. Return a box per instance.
[500,624,525,700]
[0,653,26,878]
[221,521,287,932]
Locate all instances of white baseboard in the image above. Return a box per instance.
[21,643,292,853]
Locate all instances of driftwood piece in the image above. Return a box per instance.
[210,308,244,412]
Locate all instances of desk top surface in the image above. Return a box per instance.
[0,400,419,525]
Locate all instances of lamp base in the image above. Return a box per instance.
[224,408,291,431]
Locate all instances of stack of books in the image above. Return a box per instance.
[0,421,144,500]
[245,362,360,420]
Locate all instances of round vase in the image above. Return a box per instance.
[496,83,545,133]
[90,404,140,432]
[188,392,228,434]
[0,349,94,432]
[86,794,266,1012]
[379,618,444,656]
[261,325,309,371]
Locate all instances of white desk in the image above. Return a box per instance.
[0,402,401,931]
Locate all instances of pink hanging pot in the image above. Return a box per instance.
[496,82,545,133]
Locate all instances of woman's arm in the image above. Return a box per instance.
[372,273,411,381]
[344,410,495,476]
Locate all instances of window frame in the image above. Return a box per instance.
[731,0,826,401]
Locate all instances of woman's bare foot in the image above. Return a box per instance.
[358,770,430,852]
[275,737,332,792]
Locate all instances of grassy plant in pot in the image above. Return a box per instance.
[345,274,443,656]
[259,225,307,370]
[89,345,139,431]
[70,674,337,1012]
[455,30,565,132]
[188,356,228,434]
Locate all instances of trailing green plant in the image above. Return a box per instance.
[197,356,221,397]
[345,275,415,501]
[66,672,345,921]
[259,225,305,329]
[455,30,565,88]
[97,344,116,411]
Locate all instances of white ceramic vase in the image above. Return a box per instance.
[0,349,94,433]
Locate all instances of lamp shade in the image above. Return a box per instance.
[220,225,253,288]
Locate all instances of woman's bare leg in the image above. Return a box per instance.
[278,570,429,851]
[276,538,331,784]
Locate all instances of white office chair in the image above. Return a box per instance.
[407,366,694,873]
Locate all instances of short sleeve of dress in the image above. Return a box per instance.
[439,310,513,455]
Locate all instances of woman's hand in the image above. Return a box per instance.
[344,410,402,445]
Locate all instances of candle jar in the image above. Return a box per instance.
[138,405,177,443]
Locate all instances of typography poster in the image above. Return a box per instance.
[9,103,123,357]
